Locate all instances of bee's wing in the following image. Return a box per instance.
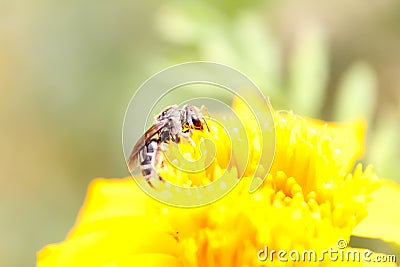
[127,121,166,172]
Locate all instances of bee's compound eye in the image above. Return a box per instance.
[193,119,203,129]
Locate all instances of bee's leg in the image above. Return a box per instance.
[141,163,155,188]
[141,164,155,188]
[146,178,155,188]
[179,132,196,147]
[159,143,167,152]
[153,142,165,182]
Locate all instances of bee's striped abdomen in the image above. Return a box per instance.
[139,140,159,184]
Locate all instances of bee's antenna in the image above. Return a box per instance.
[200,105,210,132]
[204,118,210,132]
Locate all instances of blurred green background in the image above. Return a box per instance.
[1,1,399,266]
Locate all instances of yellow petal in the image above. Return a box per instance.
[38,224,180,267]
[352,180,400,245]
[37,178,181,267]
[67,178,159,238]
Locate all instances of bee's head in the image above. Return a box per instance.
[182,105,207,131]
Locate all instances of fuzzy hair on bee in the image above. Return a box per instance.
[128,104,209,187]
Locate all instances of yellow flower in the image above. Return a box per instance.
[37,101,400,266]
[156,118,231,187]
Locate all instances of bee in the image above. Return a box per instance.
[128,104,209,187]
